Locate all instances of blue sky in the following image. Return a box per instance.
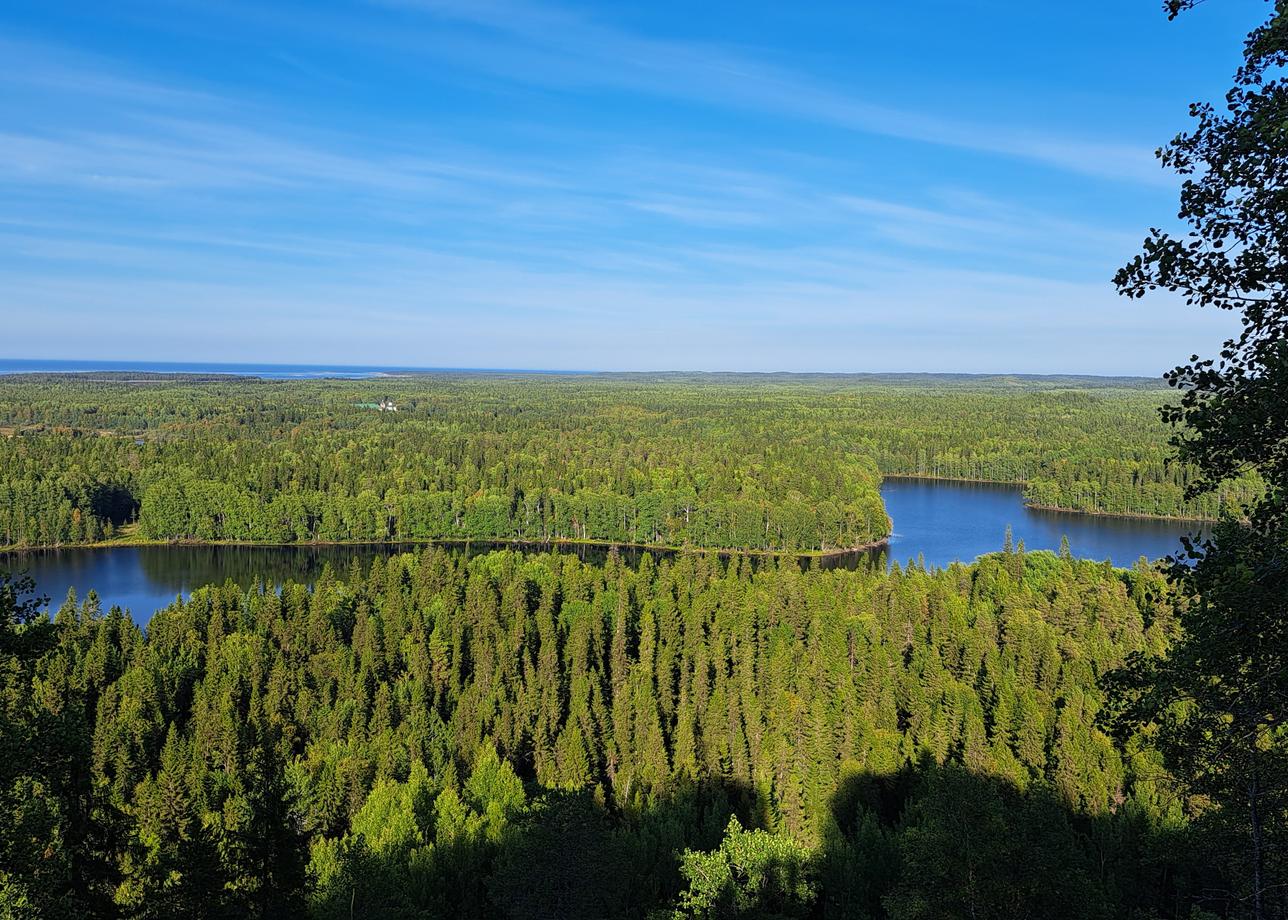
[0,0,1264,373]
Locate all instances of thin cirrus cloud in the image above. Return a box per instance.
[0,0,1244,371]
[375,0,1163,184]
[0,54,1126,262]
[3,241,1232,374]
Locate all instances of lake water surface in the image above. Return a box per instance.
[2,479,1204,624]
[1,543,619,626]
[881,477,1201,569]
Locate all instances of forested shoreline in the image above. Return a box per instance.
[884,474,1216,523]
[0,373,1259,553]
[0,544,1225,918]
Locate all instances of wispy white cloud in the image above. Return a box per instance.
[1,233,1237,373]
[0,10,1210,372]
[371,0,1163,184]
[0,35,222,110]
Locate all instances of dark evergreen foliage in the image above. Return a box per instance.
[0,544,1222,917]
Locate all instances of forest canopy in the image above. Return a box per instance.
[0,373,1259,552]
[0,544,1216,919]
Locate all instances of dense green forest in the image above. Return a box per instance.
[0,374,891,553]
[0,373,1259,552]
[2,544,1232,919]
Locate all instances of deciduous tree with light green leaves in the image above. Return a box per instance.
[1112,2,1288,917]
[670,816,815,920]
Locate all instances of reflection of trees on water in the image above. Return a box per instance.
[810,548,884,572]
[135,544,413,593]
[5,541,886,621]
[133,541,883,594]
[134,542,653,593]
[0,541,880,626]
[1,542,885,619]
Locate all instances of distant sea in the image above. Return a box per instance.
[0,360,595,379]
[0,361,1164,387]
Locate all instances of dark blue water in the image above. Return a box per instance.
[881,478,1202,569]
[0,360,597,378]
[0,543,628,626]
[0,545,377,623]
[1,480,1204,624]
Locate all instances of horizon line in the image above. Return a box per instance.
[0,358,1167,381]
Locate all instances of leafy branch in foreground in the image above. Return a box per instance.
[1112,3,1288,917]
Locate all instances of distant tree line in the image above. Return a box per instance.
[0,426,886,554]
[854,388,1260,519]
[0,374,1258,553]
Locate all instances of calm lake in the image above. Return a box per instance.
[2,479,1203,625]
[881,477,1201,569]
